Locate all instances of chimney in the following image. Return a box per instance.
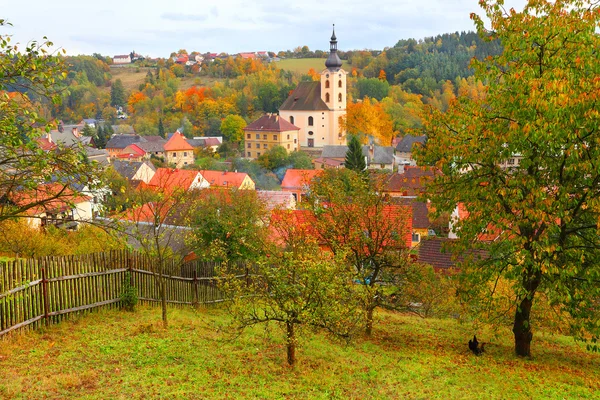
[47,132,52,144]
[72,127,80,138]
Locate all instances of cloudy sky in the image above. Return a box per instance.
[2,0,527,58]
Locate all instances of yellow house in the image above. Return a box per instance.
[243,114,300,159]
[164,131,195,168]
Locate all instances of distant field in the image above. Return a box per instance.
[109,66,221,92]
[275,58,351,75]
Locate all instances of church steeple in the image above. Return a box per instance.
[325,24,343,69]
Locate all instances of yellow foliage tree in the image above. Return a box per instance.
[340,97,395,145]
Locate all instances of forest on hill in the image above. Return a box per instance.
[30,30,496,145]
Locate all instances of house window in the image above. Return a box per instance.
[381,164,385,169]
[290,116,294,125]
[184,162,188,165]
[257,152,261,157]
[256,134,260,139]
[338,80,342,88]
[508,158,515,165]
[172,152,177,157]
[256,144,260,149]
[247,152,251,157]
[338,93,342,102]
[287,144,290,149]
[412,233,420,242]
[325,80,330,88]
[247,134,251,139]
[294,139,297,143]
[308,116,314,126]
[273,135,277,141]
[263,144,268,149]
[263,134,267,140]
[183,152,187,157]
[247,143,251,148]
[287,134,290,140]
[325,93,330,102]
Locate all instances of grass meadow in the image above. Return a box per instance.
[1,306,598,399]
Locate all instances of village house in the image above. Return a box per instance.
[199,170,255,190]
[117,143,146,162]
[257,190,296,210]
[395,135,426,167]
[163,131,195,168]
[279,27,347,148]
[243,114,300,159]
[111,160,156,184]
[106,134,146,158]
[146,168,209,193]
[384,166,435,198]
[281,169,323,202]
[112,54,131,65]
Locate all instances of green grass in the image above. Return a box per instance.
[109,66,222,92]
[1,307,598,399]
[276,58,352,75]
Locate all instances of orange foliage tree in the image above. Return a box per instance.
[340,97,395,145]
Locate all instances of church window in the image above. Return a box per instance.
[338,80,342,88]
[308,131,314,136]
[289,116,294,124]
[325,93,330,102]
[308,116,314,126]
[338,93,342,102]
[325,80,330,88]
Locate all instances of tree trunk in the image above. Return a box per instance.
[286,321,296,366]
[160,280,168,328]
[512,295,534,357]
[365,307,374,336]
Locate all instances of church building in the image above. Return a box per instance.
[279,26,347,148]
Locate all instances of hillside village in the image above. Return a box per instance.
[1,2,600,396]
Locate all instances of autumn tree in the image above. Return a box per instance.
[305,169,412,335]
[344,135,366,172]
[218,209,362,366]
[340,97,395,145]
[416,0,600,356]
[0,20,102,222]
[220,115,246,145]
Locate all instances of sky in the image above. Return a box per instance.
[1,0,528,58]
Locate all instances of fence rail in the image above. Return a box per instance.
[0,250,233,337]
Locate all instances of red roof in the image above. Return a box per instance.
[239,52,257,59]
[244,114,300,132]
[281,169,322,190]
[164,131,194,151]
[146,168,201,193]
[9,183,91,216]
[199,170,252,189]
[36,138,57,151]
[118,143,146,158]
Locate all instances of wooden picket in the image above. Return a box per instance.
[0,250,231,337]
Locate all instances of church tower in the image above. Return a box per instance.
[321,25,347,144]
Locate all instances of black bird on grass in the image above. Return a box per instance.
[468,335,485,355]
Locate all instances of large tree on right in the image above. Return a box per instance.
[417,0,600,357]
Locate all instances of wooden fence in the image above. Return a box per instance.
[0,250,236,337]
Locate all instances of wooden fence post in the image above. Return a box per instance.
[41,266,49,326]
[193,270,199,308]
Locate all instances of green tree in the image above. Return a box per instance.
[218,209,362,366]
[258,145,288,171]
[344,135,366,172]
[158,117,165,139]
[220,115,247,145]
[110,79,126,107]
[355,78,390,101]
[288,151,313,170]
[0,20,101,222]
[95,124,107,149]
[416,0,600,356]
[81,123,94,137]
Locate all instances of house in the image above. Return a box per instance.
[137,139,167,159]
[163,131,194,168]
[80,119,97,128]
[281,169,323,202]
[395,135,426,166]
[394,198,433,247]
[175,54,189,64]
[118,143,146,162]
[188,137,221,152]
[238,52,257,59]
[199,170,255,190]
[146,168,209,193]
[418,237,487,271]
[279,27,347,148]
[106,134,146,158]
[111,160,156,184]
[257,190,296,210]
[112,55,132,65]
[384,166,436,198]
[7,183,93,230]
[313,144,395,170]
[243,114,300,159]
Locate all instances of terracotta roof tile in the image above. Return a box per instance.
[244,114,300,132]
[164,131,194,151]
[279,82,329,111]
